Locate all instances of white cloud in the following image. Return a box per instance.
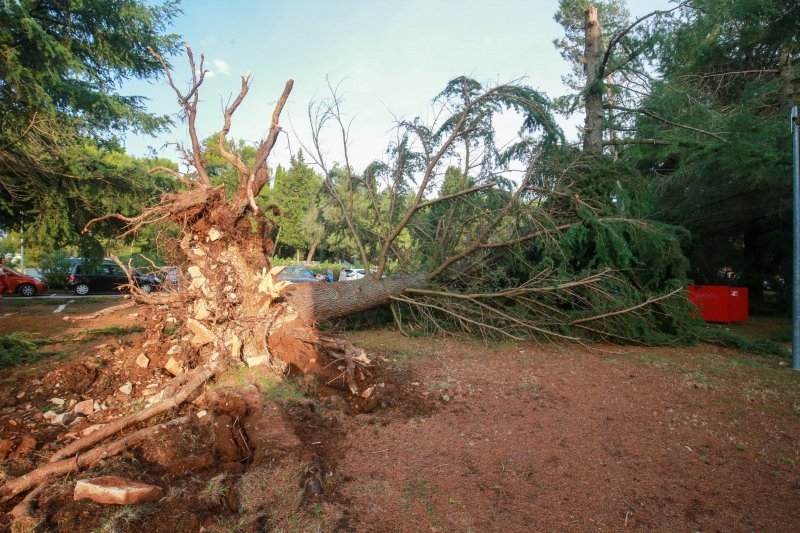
[212,59,231,75]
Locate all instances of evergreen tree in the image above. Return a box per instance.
[0,0,182,254]
[266,153,323,259]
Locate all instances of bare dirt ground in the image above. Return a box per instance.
[0,298,797,532]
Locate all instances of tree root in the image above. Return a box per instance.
[48,364,218,464]
[62,301,136,321]
[9,483,46,519]
[1,417,189,504]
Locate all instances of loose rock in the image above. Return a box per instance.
[165,358,183,376]
[186,318,215,346]
[118,382,133,395]
[135,353,150,369]
[74,476,163,505]
[73,399,94,416]
[246,355,269,368]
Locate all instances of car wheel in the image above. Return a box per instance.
[140,284,153,294]
[17,284,36,297]
[75,283,90,296]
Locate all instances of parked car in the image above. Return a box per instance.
[1,266,48,296]
[276,265,322,284]
[338,268,379,281]
[66,262,161,295]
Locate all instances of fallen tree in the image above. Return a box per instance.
[0,47,692,514]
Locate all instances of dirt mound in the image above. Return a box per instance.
[41,363,97,395]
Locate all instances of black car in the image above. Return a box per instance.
[66,262,161,295]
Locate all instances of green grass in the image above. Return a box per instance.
[263,379,309,402]
[97,504,156,533]
[703,329,790,357]
[62,325,144,342]
[0,332,50,368]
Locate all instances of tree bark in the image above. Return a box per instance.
[779,51,796,113]
[305,235,322,264]
[583,5,604,152]
[284,274,427,324]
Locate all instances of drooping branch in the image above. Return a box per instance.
[148,165,191,187]
[605,104,727,141]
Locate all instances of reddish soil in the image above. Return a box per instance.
[0,302,798,532]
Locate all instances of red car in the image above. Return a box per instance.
[1,266,48,296]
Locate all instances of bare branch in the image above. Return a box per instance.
[416,183,495,209]
[605,104,727,141]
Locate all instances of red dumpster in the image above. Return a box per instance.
[687,285,748,323]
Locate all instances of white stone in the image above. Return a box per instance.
[167,345,182,355]
[246,355,270,368]
[187,266,203,279]
[135,353,150,369]
[118,382,133,395]
[196,410,208,419]
[73,399,94,416]
[49,398,65,407]
[186,318,214,346]
[208,228,222,241]
[193,300,210,321]
[74,476,163,505]
[165,358,183,376]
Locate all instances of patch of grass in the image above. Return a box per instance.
[685,372,713,389]
[402,479,440,515]
[263,379,309,402]
[97,504,156,533]
[0,333,49,368]
[63,325,143,343]
[704,330,790,358]
[162,320,180,336]
[427,381,449,391]
[202,473,229,506]
[237,463,304,523]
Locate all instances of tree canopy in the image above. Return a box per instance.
[0,0,182,258]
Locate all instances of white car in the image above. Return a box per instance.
[339,268,366,281]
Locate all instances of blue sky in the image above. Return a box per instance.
[123,0,670,170]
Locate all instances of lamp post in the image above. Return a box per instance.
[792,105,799,371]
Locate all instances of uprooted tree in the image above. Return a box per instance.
[0,46,692,509]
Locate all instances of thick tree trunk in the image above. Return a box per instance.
[583,5,604,153]
[284,274,427,324]
[779,51,796,112]
[305,235,321,263]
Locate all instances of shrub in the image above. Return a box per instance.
[38,250,74,288]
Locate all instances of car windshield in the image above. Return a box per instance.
[282,266,316,278]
